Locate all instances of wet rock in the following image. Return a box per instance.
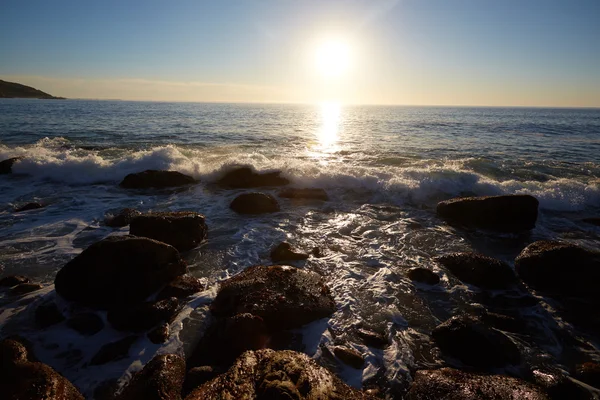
[0,338,84,399]
[515,241,600,300]
[90,336,137,366]
[116,354,185,400]
[356,328,388,348]
[35,301,65,329]
[407,267,440,285]
[436,194,539,232]
[129,211,208,252]
[334,346,365,369]
[312,246,325,258]
[531,367,590,400]
[185,349,375,400]
[435,252,516,289]
[575,362,600,389]
[15,202,45,212]
[217,166,289,188]
[157,275,204,300]
[582,218,600,227]
[105,208,141,228]
[230,192,280,214]
[93,379,119,400]
[183,366,218,396]
[55,235,186,309]
[270,242,309,263]
[148,323,170,344]
[0,275,30,287]
[0,157,23,174]
[432,315,521,368]
[107,297,181,332]
[406,368,548,400]
[478,311,527,333]
[278,188,329,201]
[120,170,197,189]
[10,282,43,296]
[210,265,335,330]
[66,313,104,336]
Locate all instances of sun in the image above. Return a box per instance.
[314,38,353,79]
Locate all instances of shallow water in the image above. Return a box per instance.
[1,99,599,397]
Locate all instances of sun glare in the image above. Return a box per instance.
[314,38,353,79]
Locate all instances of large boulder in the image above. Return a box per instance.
[515,241,600,299]
[406,368,548,400]
[0,338,84,400]
[436,194,539,232]
[120,170,197,189]
[230,192,280,214]
[116,354,185,400]
[185,349,375,400]
[435,252,516,289]
[107,297,181,332]
[210,265,335,330]
[217,167,289,188]
[432,315,521,368]
[0,157,23,174]
[105,208,141,228]
[278,188,329,201]
[55,235,187,309]
[129,211,208,252]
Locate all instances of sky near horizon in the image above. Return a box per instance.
[1,0,599,107]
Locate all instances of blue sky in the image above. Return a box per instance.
[1,0,599,106]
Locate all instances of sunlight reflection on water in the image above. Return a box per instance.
[309,102,342,158]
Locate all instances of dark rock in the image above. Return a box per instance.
[582,218,600,227]
[531,367,590,400]
[0,338,84,399]
[90,336,137,366]
[55,235,186,309]
[356,328,388,348]
[311,247,325,258]
[436,194,539,232]
[183,366,218,396]
[120,170,196,189]
[0,275,30,287]
[0,157,23,174]
[108,297,181,332]
[35,301,65,329]
[270,242,309,263]
[479,311,527,333]
[185,349,375,400]
[217,166,289,188]
[432,315,521,368]
[406,368,548,400]
[10,282,43,296]
[129,211,207,252]
[407,267,440,285]
[116,354,185,400]
[435,252,516,289]
[157,275,204,300]
[515,241,600,299]
[334,346,364,369]
[93,379,119,400]
[230,192,280,214]
[278,188,329,201]
[66,313,104,336]
[148,323,170,344]
[575,362,600,389]
[15,202,45,212]
[210,265,335,330]
[105,208,141,228]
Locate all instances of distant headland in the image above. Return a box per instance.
[0,79,65,99]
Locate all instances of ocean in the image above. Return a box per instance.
[1,99,599,397]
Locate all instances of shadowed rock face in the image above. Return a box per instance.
[55,235,187,309]
[157,275,204,300]
[406,368,549,400]
[130,211,208,252]
[407,267,440,285]
[185,349,376,400]
[0,157,23,174]
[119,170,197,189]
[105,208,142,228]
[116,354,185,400]
[217,167,289,188]
[210,265,336,330]
[230,192,280,214]
[0,338,84,400]
[107,297,181,332]
[270,242,309,263]
[435,252,516,289]
[436,194,539,232]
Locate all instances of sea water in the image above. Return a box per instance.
[0,99,599,397]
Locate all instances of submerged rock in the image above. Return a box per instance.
[0,157,23,174]
[230,192,280,214]
[515,241,600,300]
[436,194,539,232]
[407,267,440,285]
[157,275,205,300]
[14,202,45,212]
[217,166,289,188]
[210,265,335,330]
[334,346,365,369]
[432,315,521,368]
[0,338,84,399]
[185,349,375,400]
[120,170,197,189]
[116,354,185,400]
[129,211,208,252]
[356,328,388,349]
[90,336,137,366]
[104,208,141,228]
[107,297,181,332]
[66,313,104,336]
[0,275,30,287]
[270,242,309,263]
[435,252,516,289]
[278,188,329,201]
[406,368,548,400]
[55,235,187,309]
